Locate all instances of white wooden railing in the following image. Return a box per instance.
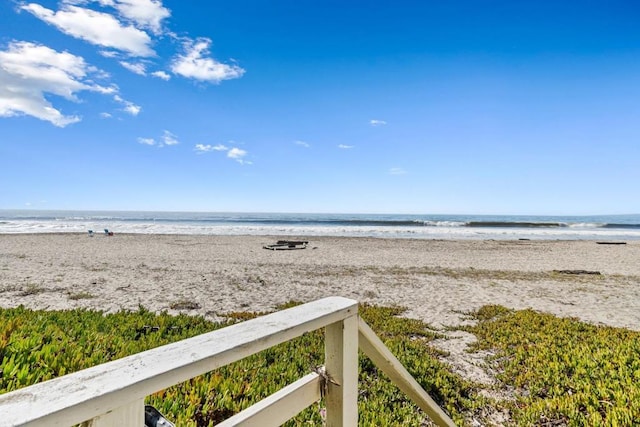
[0,297,455,427]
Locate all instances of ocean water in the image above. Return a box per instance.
[1,210,640,240]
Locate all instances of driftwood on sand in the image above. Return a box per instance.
[263,240,309,250]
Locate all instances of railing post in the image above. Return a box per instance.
[324,314,359,427]
[81,399,145,427]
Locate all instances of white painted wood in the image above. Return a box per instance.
[324,314,359,427]
[0,297,358,427]
[216,372,321,427]
[357,318,456,427]
[81,399,144,427]
[0,297,457,427]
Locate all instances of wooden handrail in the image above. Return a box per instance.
[0,297,455,427]
[0,297,357,426]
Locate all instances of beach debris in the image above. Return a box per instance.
[88,229,114,236]
[552,270,602,275]
[596,241,627,245]
[263,240,309,250]
[169,300,201,310]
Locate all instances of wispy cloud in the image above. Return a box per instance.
[338,144,354,149]
[0,41,117,127]
[227,147,250,164]
[151,70,170,80]
[113,94,141,115]
[99,50,119,58]
[21,3,155,56]
[161,130,179,145]
[120,60,146,75]
[370,119,387,126]
[389,167,407,175]
[92,0,171,35]
[138,130,179,147]
[294,140,310,148]
[193,143,228,152]
[195,143,251,164]
[194,143,215,153]
[171,38,245,83]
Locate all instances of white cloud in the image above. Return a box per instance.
[95,0,170,35]
[139,130,178,147]
[194,143,214,153]
[228,147,246,159]
[151,70,170,80]
[21,3,155,57]
[228,147,251,164]
[100,112,112,118]
[113,94,141,115]
[64,0,170,34]
[195,143,250,163]
[0,41,115,127]
[123,103,140,115]
[162,129,178,145]
[338,144,354,149]
[295,140,310,148]
[194,143,229,153]
[120,60,146,75]
[389,167,407,175]
[370,119,387,126]
[171,38,245,83]
[99,50,119,58]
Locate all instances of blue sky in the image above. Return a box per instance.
[1,1,639,214]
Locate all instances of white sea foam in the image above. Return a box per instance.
[423,221,467,227]
[2,211,640,240]
[567,222,606,228]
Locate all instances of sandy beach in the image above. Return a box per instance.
[1,233,639,385]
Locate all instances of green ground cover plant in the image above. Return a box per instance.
[0,304,476,426]
[2,303,639,426]
[460,306,640,426]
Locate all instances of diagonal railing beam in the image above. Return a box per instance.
[358,318,456,427]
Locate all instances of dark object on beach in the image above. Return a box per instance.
[145,404,175,427]
[88,229,113,236]
[263,240,309,250]
[553,269,602,275]
[596,241,627,245]
[519,238,530,241]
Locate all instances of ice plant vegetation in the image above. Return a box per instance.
[460,306,640,426]
[1,303,639,425]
